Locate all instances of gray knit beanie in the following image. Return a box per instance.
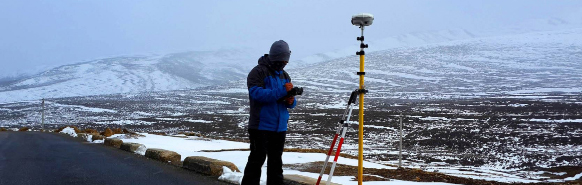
[268,40,291,62]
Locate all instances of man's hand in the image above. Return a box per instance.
[284,83,293,91]
[285,96,294,105]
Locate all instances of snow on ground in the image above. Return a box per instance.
[59,127,77,137]
[185,119,213,123]
[106,133,459,185]
[94,120,155,125]
[565,172,582,181]
[286,170,459,185]
[116,134,248,158]
[524,118,582,123]
[54,129,581,184]
[507,88,582,94]
[430,167,540,183]
[208,88,248,93]
[50,102,117,113]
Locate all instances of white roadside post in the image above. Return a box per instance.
[42,98,45,131]
[399,113,403,168]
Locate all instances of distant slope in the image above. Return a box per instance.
[288,28,582,96]
[289,12,582,69]
[3,16,582,103]
[287,29,478,69]
[0,76,26,88]
[0,49,256,103]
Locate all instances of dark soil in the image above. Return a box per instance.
[284,161,582,185]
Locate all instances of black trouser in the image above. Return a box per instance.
[241,129,286,185]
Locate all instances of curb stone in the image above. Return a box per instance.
[91,134,105,141]
[183,156,240,176]
[76,133,89,141]
[104,138,123,148]
[145,148,181,166]
[120,142,145,153]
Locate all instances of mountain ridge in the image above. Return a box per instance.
[0,50,256,103]
[2,24,582,103]
[286,28,582,98]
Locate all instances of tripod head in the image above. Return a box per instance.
[352,13,373,55]
[351,13,374,27]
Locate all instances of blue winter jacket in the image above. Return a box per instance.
[247,54,296,132]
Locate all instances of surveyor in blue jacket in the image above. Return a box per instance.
[242,40,300,185]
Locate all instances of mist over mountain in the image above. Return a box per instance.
[0,27,487,103]
[0,49,257,103]
[290,9,582,69]
[2,12,582,103]
[289,28,582,97]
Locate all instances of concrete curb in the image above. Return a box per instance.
[145,148,181,166]
[283,174,342,185]
[76,133,89,142]
[104,138,123,148]
[120,142,145,153]
[183,156,240,176]
[91,134,105,141]
[85,135,339,185]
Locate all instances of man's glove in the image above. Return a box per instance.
[284,83,293,91]
[287,87,303,96]
[286,96,294,105]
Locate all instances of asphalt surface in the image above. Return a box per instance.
[0,131,230,185]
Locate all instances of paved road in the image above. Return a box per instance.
[0,131,230,185]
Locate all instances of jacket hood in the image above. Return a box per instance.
[258,54,272,66]
[258,54,286,72]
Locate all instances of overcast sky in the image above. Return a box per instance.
[1,0,581,77]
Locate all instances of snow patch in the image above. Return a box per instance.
[565,172,582,181]
[218,166,244,184]
[135,145,147,155]
[59,127,77,137]
[186,119,213,123]
[86,134,92,142]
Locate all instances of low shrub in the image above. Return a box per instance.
[103,128,114,137]
[112,128,123,134]
[18,127,30,131]
[70,126,81,133]
[183,132,203,137]
[104,138,123,148]
[0,128,8,131]
[83,128,99,134]
[148,132,167,136]
[91,134,105,141]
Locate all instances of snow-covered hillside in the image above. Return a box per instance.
[290,28,582,96]
[290,9,582,69]
[2,16,582,103]
[0,49,257,103]
[287,29,479,69]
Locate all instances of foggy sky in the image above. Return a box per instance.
[1,0,581,77]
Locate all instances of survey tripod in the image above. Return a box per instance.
[316,90,360,185]
[316,13,373,185]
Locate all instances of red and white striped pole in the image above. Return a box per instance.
[327,125,349,184]
[316,125,341,184]
[316,90,358,185]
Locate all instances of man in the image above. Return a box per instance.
[242,40,300,185]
